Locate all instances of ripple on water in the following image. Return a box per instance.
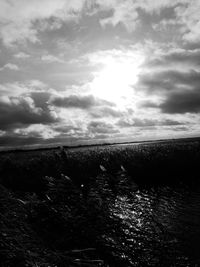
[106,184,200,266]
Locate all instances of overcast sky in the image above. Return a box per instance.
[0,0,200,148]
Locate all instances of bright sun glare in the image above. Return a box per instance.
[91,55,143,106]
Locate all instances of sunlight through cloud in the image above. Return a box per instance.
[88,50,145,107]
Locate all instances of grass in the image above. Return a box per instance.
[0,138,200,266]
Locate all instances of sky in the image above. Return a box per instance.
[0,0,200,148]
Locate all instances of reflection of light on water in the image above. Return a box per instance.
[106,186,194,266]
[110,193,152,233]
[107,192,155,265]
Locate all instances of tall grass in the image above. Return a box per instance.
[0,139,200,266]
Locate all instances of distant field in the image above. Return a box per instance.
[1,137,200,189]
[1,138,200,266]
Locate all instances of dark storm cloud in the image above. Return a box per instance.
[0,96,58,130]
[141,89,200,114]
[159,90,200,114]
[137,68,200,114]
[138,70,200,93]
[88,121,119,134]
[51,94,115,109]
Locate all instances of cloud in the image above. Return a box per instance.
[137,66,200,114]
[117,118,156,128]
[97,0,184,32]
[90,106,124,118]
[0,0,199,48]
[15,124,59,139]
[41,54,64,63]
[51,94,115,109]
[159,90,200,114]
[0,80,50,97]
[138,69,200,94]
[0,96,58,130]
[30,91,53,108]
[0,131,112,148]
[141,89,200,114]
[139,100,160,109]
[0,133,43,148]
[14,52,30,59]
[146,48,200,67]
[0,0,86,46]
[175,0,200,43]
[97,0,200,44]
[117,117,182,128]
[150,0,200,44]
[88,121,119,134]
[0,63,19,71]
[152,18,182,32]
[99,0,139,32]
[0,21,39,47]
[1,1,200,148]
[54,124,83,135]
[0,0,198,49]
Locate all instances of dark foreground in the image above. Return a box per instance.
[1,138,200,266]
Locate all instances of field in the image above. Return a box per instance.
[1,138,200,266]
